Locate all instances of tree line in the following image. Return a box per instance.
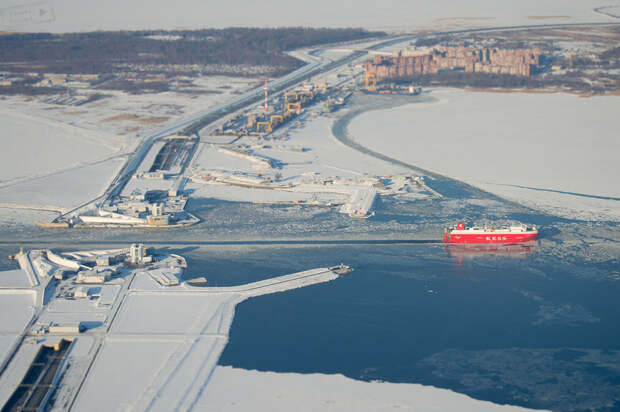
[0,27,384,75]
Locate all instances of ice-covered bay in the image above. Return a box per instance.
[5,0,615,33]
[348,89,620,220]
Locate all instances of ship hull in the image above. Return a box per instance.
[446,242,537,263]
[444,231,538,244]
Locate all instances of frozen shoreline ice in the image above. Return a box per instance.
[5,0,614,33]
[199,366,546,411]
[349,88,620,221]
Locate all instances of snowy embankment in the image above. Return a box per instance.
[338,186,377,217]
[349,89,620,221]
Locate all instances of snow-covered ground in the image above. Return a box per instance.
[0,107,129,215]
[0,107,127,185]
[0,158,124,213]
[0,292,35,334]
[188,110,434,217]
[194,112,414,184]
[0,76,259,220]
[349,89,620,221]
[199,366,545,411]
[3,0,616,33]
[0,284,37,390]
[0,76,259,138]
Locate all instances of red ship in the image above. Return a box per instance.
[444,222,538,244]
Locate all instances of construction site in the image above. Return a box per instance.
[212,80,328,138]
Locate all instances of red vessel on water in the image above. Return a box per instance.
[444,222,538,244]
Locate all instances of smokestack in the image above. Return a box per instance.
[264,78,269,114]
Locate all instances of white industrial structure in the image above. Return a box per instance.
[128,243,152,265]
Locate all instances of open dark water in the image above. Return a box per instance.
[206,242,618,411]
[2,196,618,411]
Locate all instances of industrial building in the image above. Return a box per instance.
[76,268,114,284]
[128,243,153,265]
[213,82,327,137]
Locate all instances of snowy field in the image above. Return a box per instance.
[193,112,413,184]
[188,110,434,217]
[199,366,545,411]
[2,0,616,33]
[0,291,36,383]
[0,76,259,138]
[0,158,124,214]
[0,76,259,220]
[0,108,127,185]
[349,89,620,221]
[207,114,410,182]
[0,292,35,334]
[0,105,129,215]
